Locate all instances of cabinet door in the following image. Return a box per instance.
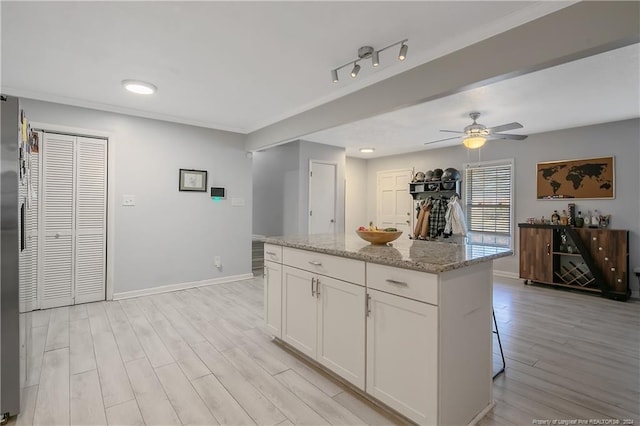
[264,260,282,338]
[519,227,553,283]
[317,276,365,390]
[282,266,317,358]
[366,289,437,425]
[584,229,628,294]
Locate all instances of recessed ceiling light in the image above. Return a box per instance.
[359,147,375,153]
[122,79,157,95]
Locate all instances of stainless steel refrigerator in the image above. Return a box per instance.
[0,94,21,423]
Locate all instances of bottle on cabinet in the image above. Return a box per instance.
[560,210,568,225]
[551,210,560,225]
[575,211,584,228]
[592,209,600,226]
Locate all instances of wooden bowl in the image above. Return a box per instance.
[356,230,403,245]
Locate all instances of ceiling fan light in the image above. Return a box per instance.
[372,50,380,67]
[463,136,486,149]
[331,69,339,83]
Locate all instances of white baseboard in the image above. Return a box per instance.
[493,269,519,280]
[112,273,254,300]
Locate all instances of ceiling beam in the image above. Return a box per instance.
[245,1,639,152]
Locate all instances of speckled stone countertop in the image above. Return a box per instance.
[263,234,512,274]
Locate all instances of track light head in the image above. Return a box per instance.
[350,63,360,78]
[331,69,339,83]
[398,43,408,61]
[372,50,379,67]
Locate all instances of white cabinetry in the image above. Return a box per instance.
[263,244,283,338]
[366,288,437,425]
[281,248,366,389]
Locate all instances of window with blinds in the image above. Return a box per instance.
[464,160,514,248]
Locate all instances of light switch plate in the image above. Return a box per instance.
[122,194,136,206]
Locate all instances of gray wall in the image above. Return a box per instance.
[351,119,640,297]
[22,99,253,295]
[252,140,346,237]
[345,157,368,233]
[252,142,300,237]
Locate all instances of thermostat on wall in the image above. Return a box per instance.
[211,187,226,199]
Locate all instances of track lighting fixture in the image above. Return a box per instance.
[330,38,408,83]
[398,43,408,61]
[350,63,361,78]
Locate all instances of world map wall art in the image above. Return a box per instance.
[536,156,614,199]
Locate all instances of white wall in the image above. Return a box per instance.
[345,157,368,232]
[298,140,346,235]
[22,99,253,295]
[352,119,640,297]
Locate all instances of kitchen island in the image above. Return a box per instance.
[262,234,511,425]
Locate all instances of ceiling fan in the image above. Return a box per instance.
[424,112,528,148]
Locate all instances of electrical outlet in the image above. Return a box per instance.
[214,256,221,268]
[122,194,136,206]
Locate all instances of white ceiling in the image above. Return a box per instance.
[2,2,637,159]
[1,1,573,135]
[305,43,640,158]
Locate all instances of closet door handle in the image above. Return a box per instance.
[55,232,61,239]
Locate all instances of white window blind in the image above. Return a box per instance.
[464,160,514,248]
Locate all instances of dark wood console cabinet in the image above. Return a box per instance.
[519,224,629,301]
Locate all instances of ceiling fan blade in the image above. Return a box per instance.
[439,129,464,134]
[488,122,523,133]
[489,133,528,141]
[424,136,460,145]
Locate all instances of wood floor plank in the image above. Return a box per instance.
[119,299,174,368]
[274,369,366,425]
[154,362,219,426]
[104,301,146,363]
[124,357,181,426]
[243,327,344,398]
[15,385,38,426]
[236,335,289,376]
[222,347,330,425]
[69,318,96,374]
[70,369,107,426]
[148,294,207,345]
[192,341,286,426]
[332,391,402,426]
[44,306,69,351]
[105,400,144,426]
[92,331,135,408]
[23,326,47,387]
[68,304,88,322]
[30,309,51,329]
[135,297,209,380]
[192,374,257,426]
[87,302,112,336]
[33,348,69,426]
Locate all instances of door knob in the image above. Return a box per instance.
[330,219,335,223]
[55,232,61,238]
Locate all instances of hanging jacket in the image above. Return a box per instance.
[445,196,468,236]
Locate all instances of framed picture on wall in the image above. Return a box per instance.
[179,169,208,192]
[536,156,614,199]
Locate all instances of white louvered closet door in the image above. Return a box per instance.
[74,137,107,304]
[39,133,107,308]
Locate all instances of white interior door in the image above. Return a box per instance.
[39,133,107,309]
[377,169,413,234]
[309,161,336,234]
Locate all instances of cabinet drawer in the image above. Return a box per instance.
[264,244,283,263]
[367,263,438,305]
[282,247,365,286]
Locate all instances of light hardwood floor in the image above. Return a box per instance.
[9,275,640,426]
